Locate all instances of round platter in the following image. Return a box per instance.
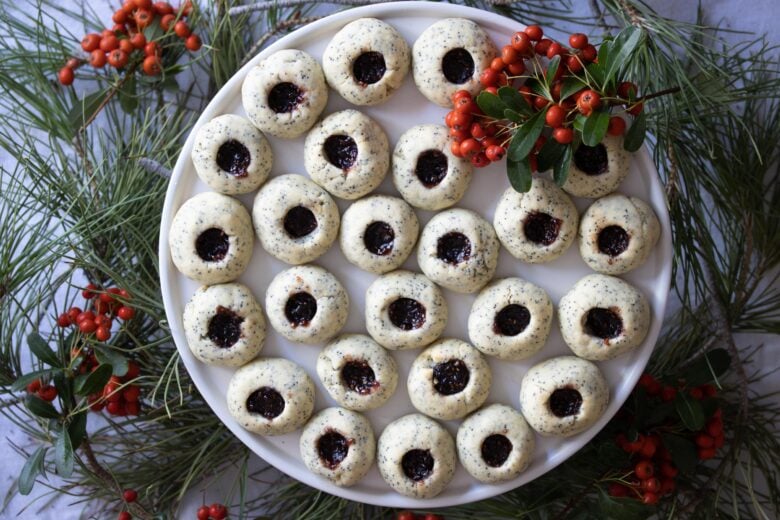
[159,1,672,508]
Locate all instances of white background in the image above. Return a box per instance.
[0,0,777,518]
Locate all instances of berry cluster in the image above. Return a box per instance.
[58,0,200,85]
[57,284,135,342]
[444,24,643,171]
[196,502,229,520]
[87,361,142,417]
[396,512,443,520]
[117,489,138,520]
[25,378,58,402]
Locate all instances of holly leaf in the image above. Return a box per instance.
[55,430,74,478]
[581,110,611,147]
[545,55,561,85]
[536,140,566,172]
[28,333,59,367]
[118,73,138,114]
[623,112,647,152]
[498,86,531,114]
[11,369,54,392]
[507,157,532,193]
[508,108,547,161]
[19,447,46,495]
[25,394,59,419]
[604,27,644,85]
[67,90,107,134]
[553,142,573,186]
[476,91,508,119]
[74,363,113,396]
[675,392,706,431]
[68,412,88,450]
[94,346,129,377]
[660,433,698,473]
[680,348,731,387]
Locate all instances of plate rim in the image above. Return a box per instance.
[159,0,673,508]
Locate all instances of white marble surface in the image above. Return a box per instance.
[0,1,777,518]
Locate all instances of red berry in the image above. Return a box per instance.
[117,306,136,320]
[628,101,644,116]
[143,55,162,75]
[545,105,565,128]
[580,44,597,62]
[134,8,153,28]
[79,319,98,334]
[449,128,468,143]
[90,50,107,68]
[175,20,191,38]
[209,503,228,520]
[185,34,202,52]
[640,438,657,458]
[106,401,122,415]
[123,489,138,503]
[451,89,472,103]
[196,506,210,520]
[471,152,490,168]
[126,401,140,416]
[533,96,548,110]
[484,86,498,95]
[81,33,102,52]
[546,42,564,59]
[608,483,628,497]
[511,31,531,54]
[701,384,717,397]
[577,89,601,115]
[454,96,477,114]
[647,380,662,396]
[533,135,547,153]
[490,56,505,72]
[529,153,538,172]
[660,462,678,479]
[660,478,676,495]
[642,477,661,493]
[112,8,129,24]
[507,60,525,76]
[642,492,659,505]
[180,0,193,16]
[689,387,704,400]
[424,515,443,520]
[58,66,75,86]
[108,49,129,68]
[501,45,519,65]
[130,33,147,49]
[524,25,543,41]
[552,127,573,144]
[82,283,98,299]
[396,512,415,520]
[153,1,174,15]
[95,326,111,342]
[569,33,588,50]
[707,418,723,437]
[467,123,485,139]
[485,145,505,162]
[459,138,481,157]
[119,38,134,54]
[695,433,714,448]
[38,385,58,402]
[126,361,141,379]
[565,55,583,73]
[135,0,153,8]
[158,13,175,31]
[450,111,472,131]
[534,38,552,55]
[67,307,82,323]
[634,460,654,480]
[480,68,499,87]
[714,432,725,448]
[118,512,132,520]
[56,313,71,328]
[123,385,141,402]
[450,140,463,157]
[26,379,42,394]
[102,29,116,39]
[638,373,655,387]
[698,447,716,460]
[518,85,533,105]
[618,81,638,100]
[100,35,119,53]
[77,311,96,323]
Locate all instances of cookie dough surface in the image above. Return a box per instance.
[265,265,349,344]
[457,404,535,483]
[392,124,473,210]
[322,18,410,106]
[417,208,500,293]
[376,413,457,499]
[412,18,497,107]
[562,135,631,198]
[519,356,609,437]
[242,49,328,138]
[252,174,340,265]
[578,193,660,275]
[558,274,651,360]
[339,195,419,274]
[169,192,253,284]
[316,334,399,411]
[407,338,492,420]
[493,177,579,264]
[299,407,375,487]
[227,357,315,435]
[468,277,553,360]
[191,114,272,194]
[365,270,448,350]
[304,109,389,200]
[183,283,266,367]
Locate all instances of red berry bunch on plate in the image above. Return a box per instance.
[196,502,229,520]
[57,284,135,342]
[444,23,675,192]
[58,0,201,85]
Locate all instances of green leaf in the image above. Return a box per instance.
[536,140,566,172]
[572,114,588,133]
[118,73,138,114]
[476,92,508,119]
[507,157,532,193]
[67,90,107,133]
[643,401,676,426]
[19,447,46,495]
[74,363,113,396]
[55,430,74,477]
[675,392,706,431]
[581,110,611,147]
[68,412,88,450]
[545,55,561,85]
[27,333,59,367]
[94,347,129,377]
[53,371,72,408]
[25,394,59,419]
[508,108,547,161]
[498,86,530,114]
[586,62,605,87]
[680,348,731,387]
[560,77,587,101]
[604,27,644,84]
[660,433,698,473]
[11,369,54,392]
[504,109,522,122]
[553,143,573,186]
[598,39,612,70]
[597,487,652,519]
[623,112,647,152]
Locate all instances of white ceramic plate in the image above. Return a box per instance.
[159,1,672,508]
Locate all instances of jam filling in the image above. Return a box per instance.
[549,387,583,418]
[363,221,395,256]
[323,135,358,170]
[481,434,513,467]
[415,149,448,188]
[493,304,531,336]
[352,51,387,85]
[216,139,251,178]
[283,205,318,238]
[442,48,475,84]
[341,360,378,395]
[207,306,244,348]
[597,225,630,257]
[573,143,609,175]
[388,298,426,330]
[268,82,304,113]
[401,449,434,482]
[317,430,350,469]
[585,307,623,339]
[523,211,562,246]
[195,228,229,262]
[436,232,472,265]
[246,386,285,419]
[285,292,317,327]
[432,359,470,395]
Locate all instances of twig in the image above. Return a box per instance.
[241,16,323,67]
[78,64,138,134]
[640,86,682,102]
[665,143,680,201]
[617,0,645,27]
[138,157,172,179]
